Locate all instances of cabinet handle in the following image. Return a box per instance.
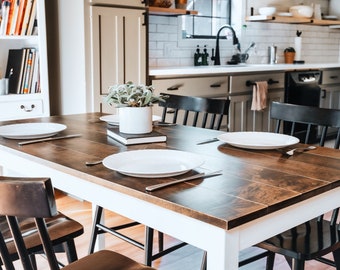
[330,76,339,79]
[142,12,147,26]
[167,86,180,91]
[210,83,221,88]
[20,104,35,112]
[321,89,327,99]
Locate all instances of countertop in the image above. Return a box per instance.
[149,63,340,78]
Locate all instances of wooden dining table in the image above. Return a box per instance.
[0,113,339,270]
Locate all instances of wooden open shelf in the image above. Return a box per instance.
[246,15,340,27]
[148,6,198,15]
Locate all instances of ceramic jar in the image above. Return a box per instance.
[119,107,153,134]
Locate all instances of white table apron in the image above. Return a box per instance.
[1,145,340,270]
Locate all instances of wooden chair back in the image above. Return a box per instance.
[270,101,340,148]
[0,177,61,270]
[159,93,230,130]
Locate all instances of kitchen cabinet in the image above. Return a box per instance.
[228,72,285,132]
[0,0,50,121]
[88,2,147,114]
[151,75,229,128]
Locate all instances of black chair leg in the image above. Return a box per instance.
[333,248,340,270]
[265,252,275,270]
[29,254,37,270]
[291,258,305,270]
[145,226,154,266]
[158,231,164,252]
[88,205,103,254]
[63,240,78,263]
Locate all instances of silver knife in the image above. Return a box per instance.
[196,138,219,145]
[18,134,82,146]
[145,170,222,192]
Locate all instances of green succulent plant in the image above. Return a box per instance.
[105,81,167,107]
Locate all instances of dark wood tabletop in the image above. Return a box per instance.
[1,113,339,230]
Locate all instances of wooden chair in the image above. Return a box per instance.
[0,176,155,270]
[158,93,230,130]
[253,102,340,270]
[89,94,230,267]
[0,176,84,269]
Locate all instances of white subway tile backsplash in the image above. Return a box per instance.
[149,8,340,67]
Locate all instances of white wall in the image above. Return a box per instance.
[149,0,340,67]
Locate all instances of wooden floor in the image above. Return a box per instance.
[13,190,335,270]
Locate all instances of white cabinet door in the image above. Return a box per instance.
[229,90,284,132]
[90,6,147,113]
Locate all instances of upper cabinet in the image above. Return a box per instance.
[0,0,50,121]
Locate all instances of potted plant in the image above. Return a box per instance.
[105,81,166,134]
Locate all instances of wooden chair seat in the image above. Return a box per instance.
[63,250,154,270]
[0,213,83,261]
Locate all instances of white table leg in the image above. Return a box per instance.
[206,229,240,270]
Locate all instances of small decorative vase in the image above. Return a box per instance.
[119,107,153,134]
[284,52,295,64]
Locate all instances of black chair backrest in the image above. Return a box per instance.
[270,102,340,148]
[159,93,230,130]
[0,176,60,270]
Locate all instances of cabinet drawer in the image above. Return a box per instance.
[0,99,43,121]
[151,76,228,98]
[229,72,285,94]
[322,69,340,85]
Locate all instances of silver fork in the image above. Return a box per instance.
[285,146,316,156]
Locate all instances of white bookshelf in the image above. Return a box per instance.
[0,0,50,121]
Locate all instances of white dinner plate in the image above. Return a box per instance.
[0,123,67,139]
[103,149,205,178]
[217,132,299,150]
[100,114,162,125]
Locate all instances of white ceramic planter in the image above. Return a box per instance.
[119,107,153,134]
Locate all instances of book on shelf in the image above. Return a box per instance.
[20,0,34,35]
[5,48,27,94]
[107,126,167,145]
[8,0,20,35]
[5,47,39,94]
[30,50,39,92]
[14,0,27,35]
[25,0,36,35]
[0,0,10,35]
[22,48,35,93]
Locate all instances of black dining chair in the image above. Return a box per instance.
[0,176,156,270]
[88,94,230,267]
[270,101,340,148]
[252,102,340,270]
[159,93,230,130]
[0,176,84,269]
